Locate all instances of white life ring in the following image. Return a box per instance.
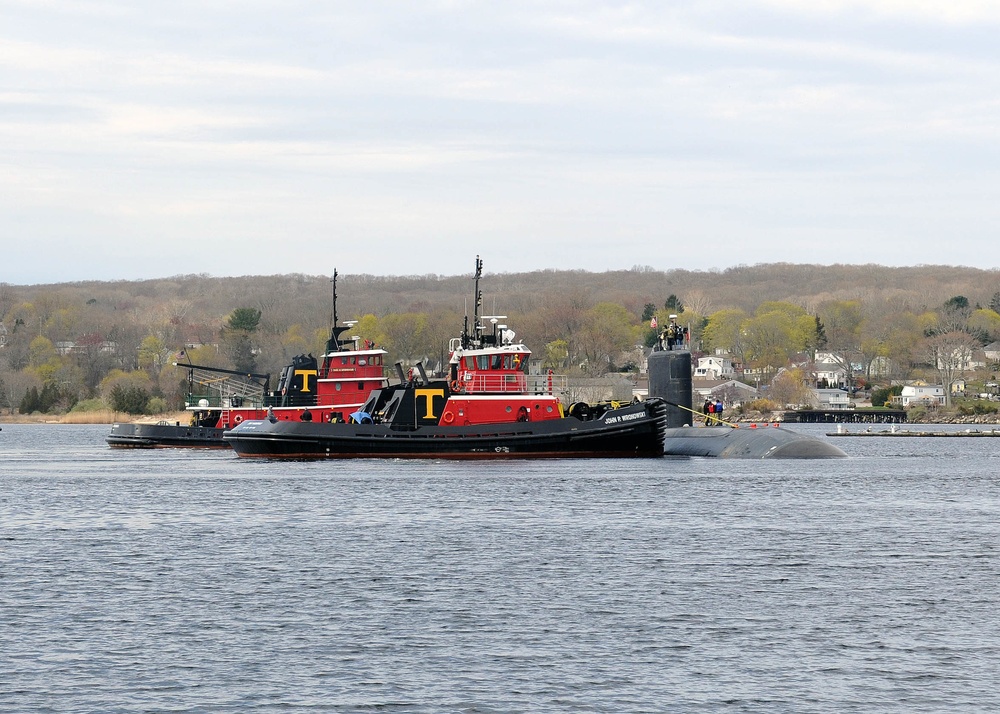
[233,414,243,424]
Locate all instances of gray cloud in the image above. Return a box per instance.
[3,1,1000,283]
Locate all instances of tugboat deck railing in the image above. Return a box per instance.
[462,372,568,395]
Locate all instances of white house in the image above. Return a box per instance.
[812,388,852,410]
[935,346,984,372]
[813,352,848,388]
[892,384,946,407]
[693,355,735,380]
[868,355,893,378]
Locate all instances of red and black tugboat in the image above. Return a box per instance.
[224,258,668,459]
[107,272,388,448]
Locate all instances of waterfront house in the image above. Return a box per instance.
[812,388,852,410]
[891,383,946,407]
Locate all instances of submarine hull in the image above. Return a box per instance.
[661,425,847,458]
[647,347,847,458]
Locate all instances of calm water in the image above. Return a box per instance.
[2,423,1000,713]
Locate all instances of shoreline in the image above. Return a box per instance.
[5,411,999,426]
[0,411,189,426]
[729,410,1000,426]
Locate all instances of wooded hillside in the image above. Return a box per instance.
[3,262,1000,414]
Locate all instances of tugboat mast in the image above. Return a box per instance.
[331,268,339,333]
[325,269,349,354]
[464,255,484,349]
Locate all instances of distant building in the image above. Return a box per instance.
[567,375,635,404]
[54,340,118,356]
[812,388,852,410]
[693,355,735,380]
[935,346,984,372]
[693,379,759,408]
[0,320,7,349]
[813,352,849,388]
[891,383,946,407]
[868,355,894,378]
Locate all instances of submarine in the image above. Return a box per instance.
[647,348,847,459]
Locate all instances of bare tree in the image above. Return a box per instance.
[818,299,864,388]
[378,313,429,366]
[924,331,980,406]
[574,303,638,374]
[0,368,41,414]
[0,283,16,321]
[769,368,815,408]
[681,289,713,319]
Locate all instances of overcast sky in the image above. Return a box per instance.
[3,1,1000,284]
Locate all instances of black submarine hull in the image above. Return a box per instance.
[647,349,847,459]
[661,424,847,458]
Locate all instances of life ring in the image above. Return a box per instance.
[450,380,460,392]
[442,412,455,424]
[233,414,243,424]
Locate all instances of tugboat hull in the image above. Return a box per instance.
[106,422,228,449]
[225,399,668,459]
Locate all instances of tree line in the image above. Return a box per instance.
[2,263,1000,415]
